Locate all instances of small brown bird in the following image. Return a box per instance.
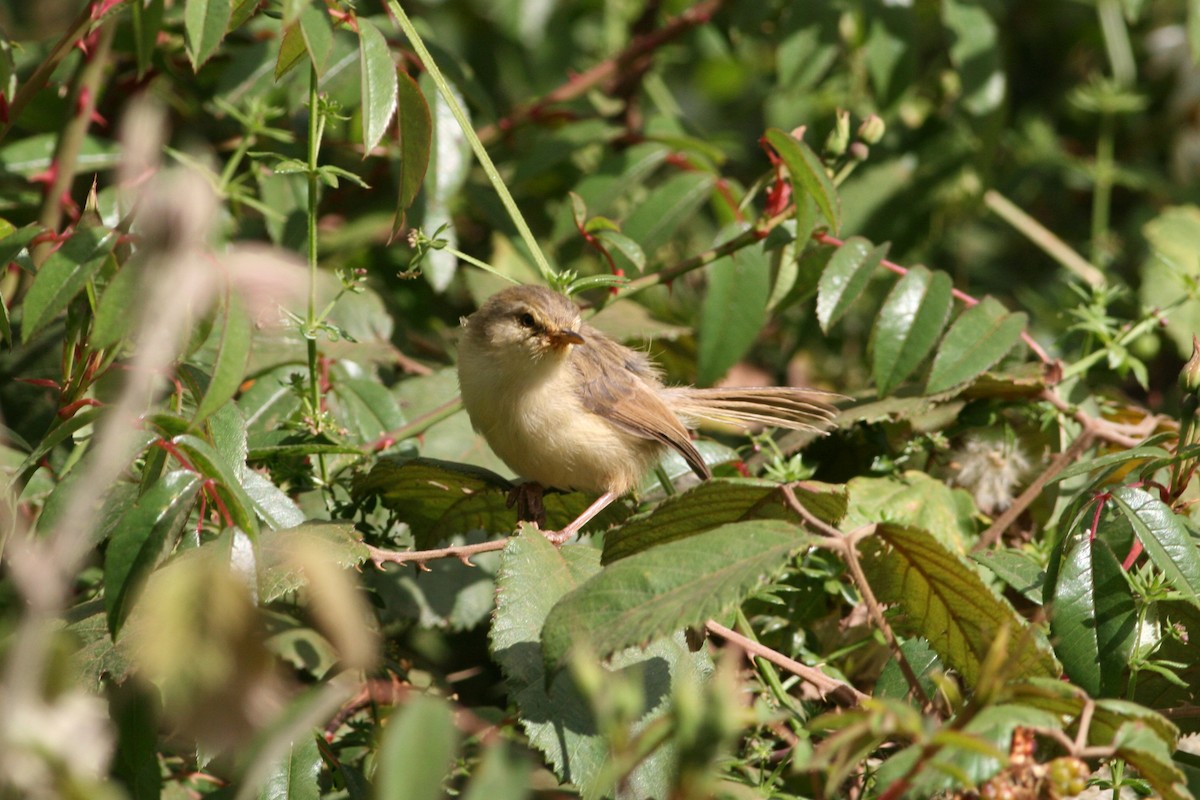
[456,285,838,542]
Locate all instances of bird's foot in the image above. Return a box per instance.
[507,481,547,527]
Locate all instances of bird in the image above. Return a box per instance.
[455,285,839,542]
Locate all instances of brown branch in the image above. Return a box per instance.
[780,485,934,711]
[972,427,1096,551]
[474,0,729,146]
[364,538,509,570]
[704,618,865,707]
[1040,387,1159,449]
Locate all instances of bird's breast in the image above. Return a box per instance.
[457,349,658,494]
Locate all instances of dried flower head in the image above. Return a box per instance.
[950,428,1033,514]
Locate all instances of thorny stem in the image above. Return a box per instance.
[305,65,329,488]
[705,618,864,707]
[364,538,509,571]
[780,485,934,711]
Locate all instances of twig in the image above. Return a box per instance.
[474,0,729,146]
[704,619,864,707]
[780,485,934,710]
[1040,387,1158,449]
[972,428,1097,551]
[617,206,793,298]
[983,190,1105,288]
[364,538,509,570]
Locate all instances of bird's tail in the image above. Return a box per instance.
[662,386,840,432]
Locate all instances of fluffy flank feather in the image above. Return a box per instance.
[662,387,840,432]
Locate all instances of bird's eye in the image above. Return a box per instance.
[518,312,536,329]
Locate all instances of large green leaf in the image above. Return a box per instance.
[860,524,1060,686]
[297,1,333,77]
[171,434,259,537]
[22,226,116,342]
[352,456,629,548]
[925,297,1027,394]
[815,236,887,334]
[184,0,232,70]
[490,531,706,796]
[870,265,954,395]
[256,735,320,800]
[763,128,842,233]
[602,478,847,564]
[193,291,252,425]
[1047,535,1136,697]
[395,68,432,212]
[845,471,974,553]
[697,225,770,385]
[104,471,203,637]
[1110,486,1200,608]
[542,520,815,670]
[358,17,399,154]
[375,695,458,800]
[621,171,715,255]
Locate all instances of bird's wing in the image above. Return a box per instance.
[571,331,712,481]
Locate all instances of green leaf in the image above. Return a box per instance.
[352,456,629,548]
[242,469,305,531]
[461,744,530,800]
[92,258,146,350]
[257,735,320,800]
[698,225,771,385]
[258,522,368,603]
[1110,486,1200,607]
[0,222,42,272]
[104,470,203,637]
[1048,535,1136,697]
[543,520,815,670]
[396,68,432,213]
[108,680,162,800]
[358,17,399,154]
[870,265,954,395]
[860,524,1060,686]
[924,297,1027,394]
[1111,722,1191,800]
[815,236,886,334]
[21,226,116,342]
[592,229,646,273]
[1048,445,1173,485]
[329,376,405,442]
[863,0,916,106]
[603,478,847,564]
[621,171,715,255]
[490,531,706,796]
[193,291,252,425]
[942,0,1006,115]
[764,127,842,233]
[297,1,333,77]
[184,0,232,70]
[972,549,1046,604]
[375,695,458,800]
[171,434,259,537]
[845,471,974,553]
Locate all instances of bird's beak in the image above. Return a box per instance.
[548,328,585,349]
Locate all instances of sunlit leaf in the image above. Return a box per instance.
[925,297,1027,394]
[359,17,399,154]
[815,236,886,334]
[764,127,842,233]
[871,265,953,395]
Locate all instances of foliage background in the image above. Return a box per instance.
[4,0,1200,798]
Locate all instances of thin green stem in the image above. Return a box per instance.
[1091,112,1115,268]
[304,65,330,489]
[385,1,556,283]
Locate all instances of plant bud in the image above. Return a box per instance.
[857,113,886,144]
[1181,334,1200,394]
[825,109,851,156]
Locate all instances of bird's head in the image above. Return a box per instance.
[463,285,586,362]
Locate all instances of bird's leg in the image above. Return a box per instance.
[541,491,618,545]
[506,482,547,527]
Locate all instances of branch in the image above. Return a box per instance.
[475,0,729,145]
[364,538,509,571]
[781,485,934,710]
[704,619,865,707]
